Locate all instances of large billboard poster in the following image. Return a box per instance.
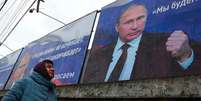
[5,48,28,89]
[0,49,22,90]
[82,0,201,83]
[6,11,97,87]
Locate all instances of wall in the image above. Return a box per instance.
[1,75,201,100]
[56,76,201,98]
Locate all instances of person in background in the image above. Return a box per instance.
[2,59,57,101]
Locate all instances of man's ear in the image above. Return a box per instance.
[115,24,119,32]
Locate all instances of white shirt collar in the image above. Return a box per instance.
[115,34,143,51]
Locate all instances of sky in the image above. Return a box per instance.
[0,0,116,59]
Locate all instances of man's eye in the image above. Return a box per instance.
[137,15,145,21]
[124,20,133,24]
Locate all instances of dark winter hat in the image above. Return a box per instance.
[33,59,54,80]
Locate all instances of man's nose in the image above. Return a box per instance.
[130,21,137,30]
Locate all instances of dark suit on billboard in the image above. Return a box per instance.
[82,32,201,83]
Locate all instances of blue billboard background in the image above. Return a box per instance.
[0,49,22,90]
[14,11,97,86]
[25,36,91,85]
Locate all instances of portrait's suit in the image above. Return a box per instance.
[82,32,201,83]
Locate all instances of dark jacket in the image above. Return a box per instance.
[2,71,57,101]
[83,32,201,83]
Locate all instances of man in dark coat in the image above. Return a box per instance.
[2,59,57,101]
[82,4,201,83]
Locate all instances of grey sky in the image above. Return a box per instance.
[0,0,116,59]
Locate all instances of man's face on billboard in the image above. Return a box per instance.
[116,5,147,43]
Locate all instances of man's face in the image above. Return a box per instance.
[45,63,54,79]
[116,5,147,43]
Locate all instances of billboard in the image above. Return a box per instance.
[4,48,29,89]
[5,11,97,87]
[82,0,201,83]
[0,49,22,90]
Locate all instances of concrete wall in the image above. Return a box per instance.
[57,76,201,98]
[1,76,201,100]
